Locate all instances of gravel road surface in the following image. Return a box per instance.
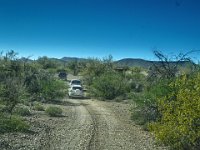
[0,98,167,150]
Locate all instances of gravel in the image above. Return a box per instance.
[0,98,167,150]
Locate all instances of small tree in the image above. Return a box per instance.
[0,51,26,117]
[0,79,26,118]
[148,50,196,80]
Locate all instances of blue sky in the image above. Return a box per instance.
[0,0,200,60]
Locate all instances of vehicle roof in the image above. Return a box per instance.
[70,79,81,81]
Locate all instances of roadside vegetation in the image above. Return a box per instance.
[45,106,63,117]
[0,51,67,133]
[149,73,200,149]
[33,102,45,111]
[130,51,199,150]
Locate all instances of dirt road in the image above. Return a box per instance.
[0,98,166,150]
[44,99,165,150]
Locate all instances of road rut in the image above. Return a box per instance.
[48,99,165,150]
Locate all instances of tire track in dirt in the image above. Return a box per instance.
[85,104,109,150]
[50,99,94,150]
[83,100,132,150]
[79,99,167,150]
[43,98,166,150]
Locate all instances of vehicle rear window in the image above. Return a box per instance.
[71,80,81,85]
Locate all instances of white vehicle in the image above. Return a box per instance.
[68,85,84,98]
[69,79,81,86]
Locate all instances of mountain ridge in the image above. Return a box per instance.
[59,57,193,69]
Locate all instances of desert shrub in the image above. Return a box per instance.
[114,95,127,102]
[2,79,22,110]
[82,56,114,86]
[33,102,45,111]
[37,56,58,69]
[45,106,63,117]
[131,93,157,126]
[14,107,31,116]
[131,79,172,126]
[91,72,127,100]
[149,73,200,150]
[129,82,144,92]
[0,114,30,133]
[125,68,147,94]
[41,79,66,102]
[24,67,67,103]
[0,104,6,112]
[0,77,26,116]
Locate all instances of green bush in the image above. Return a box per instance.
[149,74,200,150]
[131,79,171,127]
[41,79,66,102]
[0,78,26,115]
[14,107,31,116]
[45,106,63,117]
[114,95,126,102]
[82,57,114,86]
[126,71,146,93]
[91,72,127,100]
[0,114,30,133]
[33,102,45,111]
[0,104,6,112]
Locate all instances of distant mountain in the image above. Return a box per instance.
[58,57,194,69]
[115,58,194,69]
[115,58,152,68]
[61,57,87,63]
